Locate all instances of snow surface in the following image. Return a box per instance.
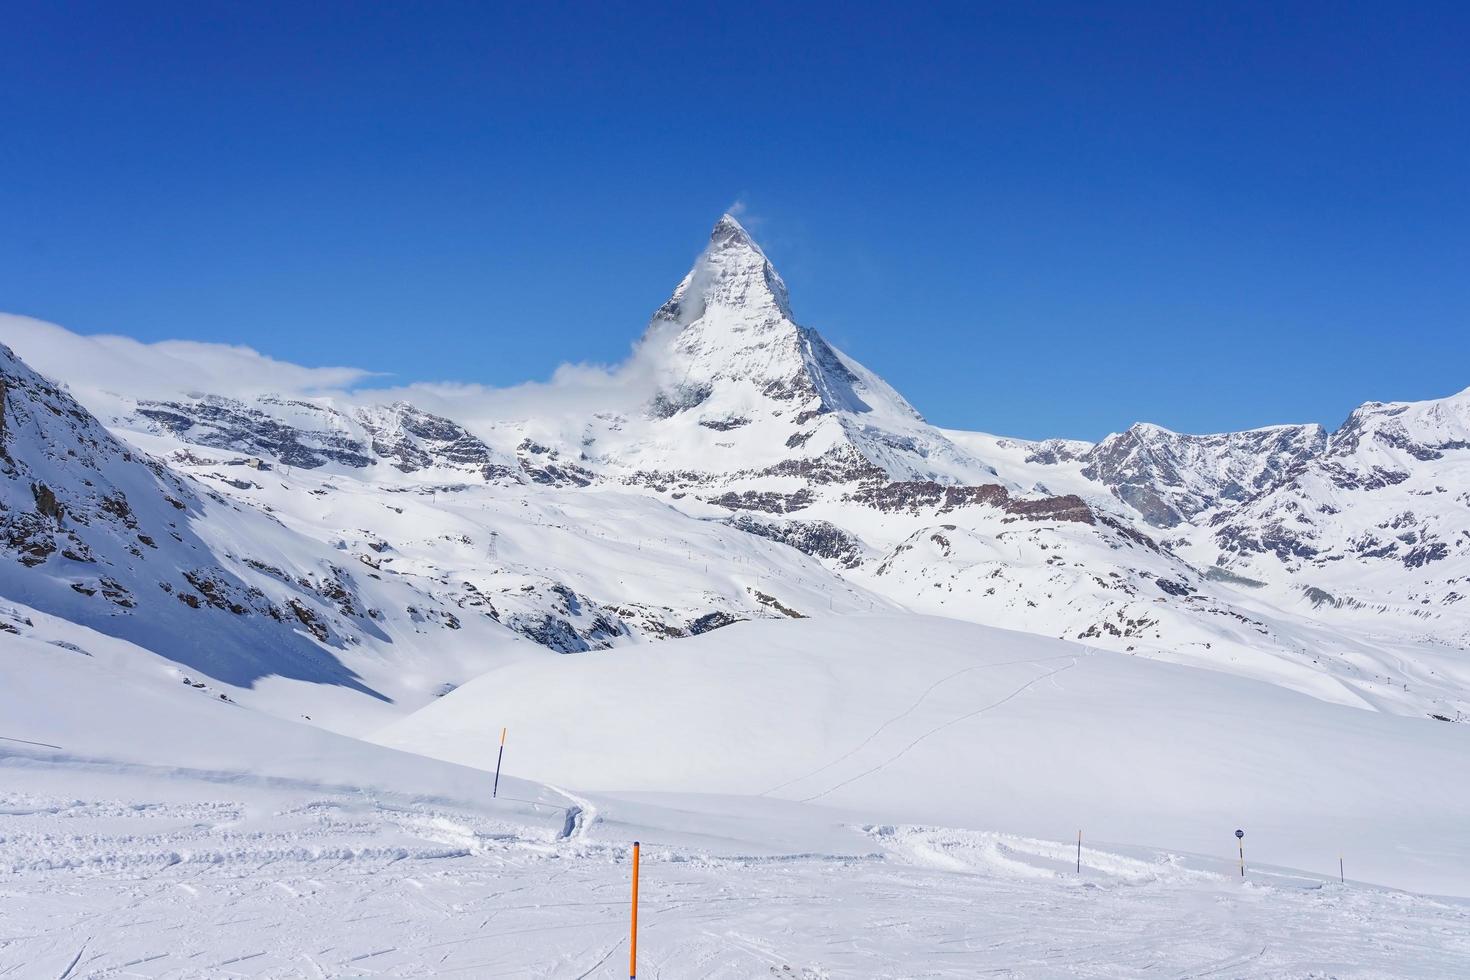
[5,620,1470,977]
[378,615,1470,898]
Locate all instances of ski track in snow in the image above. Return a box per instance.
[761,652,1080,798]
[5,770,1465,977]
[796,657,1080,804]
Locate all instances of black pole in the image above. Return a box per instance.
[1076,831,1081,874]
[1340,856,1344,884]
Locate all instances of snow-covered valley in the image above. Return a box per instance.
[3,213,1470,975]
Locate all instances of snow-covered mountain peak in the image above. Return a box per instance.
[604,217,1000,485]
[1326,385,1470,464]
[650,212,792,334]
[709,211,760,249]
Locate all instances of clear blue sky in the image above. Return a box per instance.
[3,2,1466,440]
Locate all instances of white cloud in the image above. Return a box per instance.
[0,311,675,445]
[0,230,706,446]
[1,313,377,403]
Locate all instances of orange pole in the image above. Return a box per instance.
[629,841,640,979]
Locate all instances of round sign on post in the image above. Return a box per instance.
[1235,829,1245,877]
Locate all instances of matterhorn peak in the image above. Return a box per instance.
[709,212,759,250]
[651,214,792,332]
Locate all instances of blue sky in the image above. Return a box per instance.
[2,2,1466,440]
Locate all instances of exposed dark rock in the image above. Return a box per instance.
[1320,463,1411,491]
[728,515,863,567]
[138,397,374,469]
[508,613,589,653]
[1154,577,1193,597]
[0,375,9,464]
[357,402,517,479]
[751,590,805,618]
[1080,423,1327,527]
[849,480,1095,525]
[1404,542,1450,568]
[1023,439,1089,465]
[1003,494,1094,524]
[648,383,713,419]
[516,439,596,487]
[708,488,814,514]
[32,482,63,522]
[759,446,888,485]
[287,599,331,641]
[699,416,750,431]
[688,610,741,634]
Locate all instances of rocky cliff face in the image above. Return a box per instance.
[137,396,523,482]
[1080,422,1328,527]
[1201,388,1470,644]
[0,343,389,694]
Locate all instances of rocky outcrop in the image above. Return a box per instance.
[1080,423,1326,527]
[728,515,864,567]
[848,480,1095,524]
[138,396,375,469]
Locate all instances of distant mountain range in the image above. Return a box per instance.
[4,214,1467,731]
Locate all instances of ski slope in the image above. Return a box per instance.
[8,767,1470,978]
[379,615,1470,898]
[5,625,1470,977]
[4,212,1470,976]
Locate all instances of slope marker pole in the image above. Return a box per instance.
[1077,830,1082,874]
[493,727,507,798]
[629,841,641,979]
[1235,829,1245,878]
[1339,854,1344,884]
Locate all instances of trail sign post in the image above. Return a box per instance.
[1235,829,1245,877]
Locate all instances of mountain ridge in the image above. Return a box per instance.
[2,215,1467,731]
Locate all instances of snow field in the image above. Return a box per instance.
[379,616,1470,897]
[3,763,1469,978]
